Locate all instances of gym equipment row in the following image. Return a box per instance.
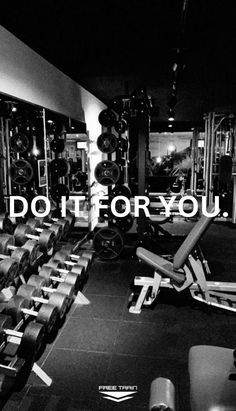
[148,345,236,410]
[0,210,76,293]
[0,237,93,396]
[92,105,132,260]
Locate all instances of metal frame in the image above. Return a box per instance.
[129,252,236,314]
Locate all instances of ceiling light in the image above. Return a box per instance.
[168,124,173,128]
[168,144,176,153]
[168,109,175,121]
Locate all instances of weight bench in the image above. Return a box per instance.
[189,345,236,411]
[129,203,236,314]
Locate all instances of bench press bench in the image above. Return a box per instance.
[129,204,236,314]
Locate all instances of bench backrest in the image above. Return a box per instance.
[173,204,216,270]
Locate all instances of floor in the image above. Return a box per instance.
[1,221,236,411]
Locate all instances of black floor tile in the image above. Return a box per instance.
[54,317,120,353]
[71,294,126,320]
[114,321,184,359]
[124,302,177,325]
[105,354,186,410]
[28,349,110,401]
[85,265,134,296]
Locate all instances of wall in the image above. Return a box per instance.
[0,25,106,229]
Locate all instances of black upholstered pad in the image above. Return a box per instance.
[173,203,216,270]
[189,345,236,411]
[136,247,185,283]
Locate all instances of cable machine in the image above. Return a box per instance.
[204,112,236,220]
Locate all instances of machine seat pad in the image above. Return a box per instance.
[136,247,185,284]
[189,345,236,411]
[173,203,216,270]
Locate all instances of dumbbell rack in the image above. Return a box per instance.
[0,302,52,387]
[0,242,93,393]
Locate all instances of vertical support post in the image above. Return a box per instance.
[209,112,215,204]
[232,176,236,224]
[191,128,199,195]
[42,108,49,198]
[137,113,150,241]
[5,119,12,198]
[0,117,5,212]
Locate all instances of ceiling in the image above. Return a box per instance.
[1,0,236,126]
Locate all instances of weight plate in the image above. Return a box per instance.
[10,160,34,185]
[93,227,124,260]
[50,138,65,153]
[51,184,70,203]
[111,184,132,199]
[23,240,39,266]
[11,247,29,275]
[10,133,29,153]
[97,132,118,154]
[72,171,87,191]
[110,213,133,232]
[37,304,58,335]
[49,158,69,178]
[114,119,127,134]
[18,322,45,359]
[0,215,14,235]
[94,161,120,186]
[98,109,116,127]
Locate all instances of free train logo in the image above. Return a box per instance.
[98,385,138,403]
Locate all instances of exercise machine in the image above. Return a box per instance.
[129,203,236,314]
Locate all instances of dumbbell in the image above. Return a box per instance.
[26,274,75,306]
[59,244,94,263]
[9,280,68,320]
[40,261,85,291]
[35,214,70,240]
[14,224,55,256]
[0,213,14,234]
[0,258,19,288]
[26,218,62,241]
[0,313,45,361]
[0,234,30,275]
[5,294,58,335]
[0,233,38,268]
[49,209,75,232]
[53,249,90,271]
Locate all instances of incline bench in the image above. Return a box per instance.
[129,204,236,314]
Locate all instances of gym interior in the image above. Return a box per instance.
[0,2,236,410]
